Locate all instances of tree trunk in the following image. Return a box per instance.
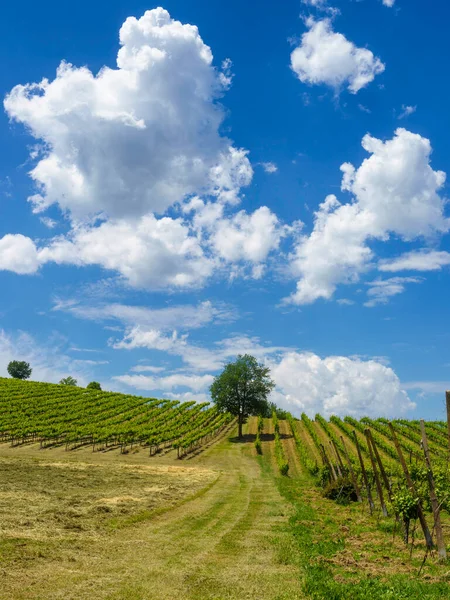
[238,414,243,438]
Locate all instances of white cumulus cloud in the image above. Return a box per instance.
[270,352,414,418]
[288,128,448,305]
[4,8,252,220]
[290,18,384,94]
[0,234,39,274]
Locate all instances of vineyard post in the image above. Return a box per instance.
[366,429,392,502]
[365,429,388,517]
[340,435,362,502]
[331,439,346,473]
[329,441,343,477]
[420,420,447,561]
[388,422,434,550]
[321,444,337,481]
[446,391,450,454]
[353,430,374,514]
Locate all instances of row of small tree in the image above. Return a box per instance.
[6,361,101,390]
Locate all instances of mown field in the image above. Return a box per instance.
[1,379,450,599]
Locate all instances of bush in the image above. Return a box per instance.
[87,381,101,390]
[323,477,358,504]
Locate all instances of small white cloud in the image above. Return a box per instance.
[364,276,422,307]
[0,234,39,275]
[39,217,57,229]
[358,104,371,114]
[114,372,214,393]
[379,250,450,272]
[336,298,355,306]
[398,105,417,120]
[260,162,278,174]
[130,365,165,373]
[383,0,396,7]
[290,18,384,94]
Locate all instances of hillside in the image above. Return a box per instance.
[1,379,450,599]
[0,378,233,457]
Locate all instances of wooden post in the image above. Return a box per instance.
[388,422,434,550]
[329,441,343,477]
[340,435,362,502]
[332,439,346,473]
[366,429,393,502]
[321,444,337,481]
[353,430,374,514]
[446,391,450,454]
[420,420,447,561]
[365,429,388,517]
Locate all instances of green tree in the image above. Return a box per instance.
[210,354,275,438]
[59,376,77,386]
[7,361,32,380]
[87,381,101,390]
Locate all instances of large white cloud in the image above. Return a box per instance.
[288,128,448,304]
[0,234,39,274]
[290,18,384,94]
[39,214,214,288]
[4,8,252,220]
[270,352,414,418]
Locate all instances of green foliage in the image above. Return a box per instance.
[87,381,101,390]
[210,354,275,437]
[391,488,419,522]
[273,411,289,476]
[59,376,77,386]
[7,361,32,380]
[0,378,232,457]
[287,413,318,475]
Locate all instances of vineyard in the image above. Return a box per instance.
[0,377,233,457]
[266,412,450,562]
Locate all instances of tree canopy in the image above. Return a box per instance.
[59,376,77,386]
[210,354,275,438]
[87,381,102,390]
[7,361,32,380]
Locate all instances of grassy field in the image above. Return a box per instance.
[1,417,450,599]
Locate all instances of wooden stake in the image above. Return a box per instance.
[388,422,434,550]
[366,428,393,502]
[420,420,447,561]
[353,430,374,514]
[340,435,362,502]
[446,391,450,455]
[365,429,388,517]
[332,439,346,473]
[321,444,337,481]
[329,441,343,477]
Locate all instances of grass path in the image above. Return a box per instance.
[3,423,303,600]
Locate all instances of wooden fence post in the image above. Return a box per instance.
[420,420,447,561]
[353,430,374,514]
[365,429,388,517]
[388,422,433,549]
[340,435,362,502]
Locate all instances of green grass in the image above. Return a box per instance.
[270,462,450,599]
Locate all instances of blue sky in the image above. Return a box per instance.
[1,0,449,419]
